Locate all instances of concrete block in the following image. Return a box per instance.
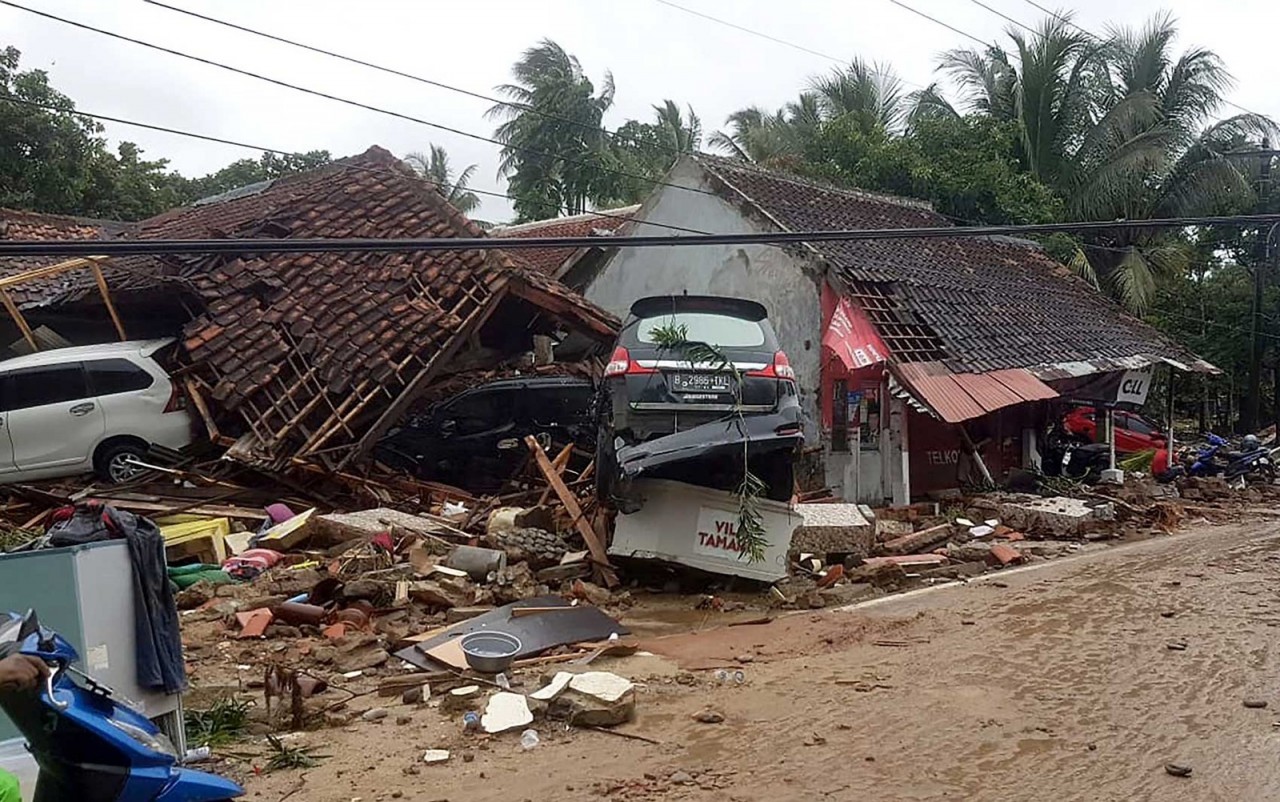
[790,503,875,557]
[996,496,1114,536]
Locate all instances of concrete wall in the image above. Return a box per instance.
[584,159,825,438]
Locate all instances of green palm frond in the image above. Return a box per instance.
[1110,247,1159,314]
[1068,247,1100,289]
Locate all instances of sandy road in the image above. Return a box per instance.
[242,518,1280,802]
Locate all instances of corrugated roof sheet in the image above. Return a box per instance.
[893,361,1059,424]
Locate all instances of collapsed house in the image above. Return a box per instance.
[573,154,1214,504]
[0,147,618,473]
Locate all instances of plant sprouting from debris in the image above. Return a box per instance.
[264,734,325,771]
[184,696,251,748]
[647,320,771,563]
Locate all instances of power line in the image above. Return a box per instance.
[964,0,1039,37]
[142,0,697,162]
[884,0,991,47]
[1016,0,1266,120]
[0,96,709,237]
[0,1,726,205]
[651,0,925,89]
[6,214,1280,258]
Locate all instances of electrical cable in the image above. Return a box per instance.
[1016,0,1267,119]
[884,0,991,47]
[651,0,926,88]
[0,0,727,204]
[963,0,1039,37]
[0,96,710,237]
[5,214,1280,258]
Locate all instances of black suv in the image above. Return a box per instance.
[596,295,803,508]
[376,376,594,493]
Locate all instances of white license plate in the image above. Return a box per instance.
[670,373,731,393]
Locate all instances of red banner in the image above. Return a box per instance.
[823,297,888,370]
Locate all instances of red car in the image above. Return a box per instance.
[1062,406,1166,453]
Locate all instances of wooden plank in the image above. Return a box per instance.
[0,289,37,351]
[524,435,617,587]
[90,263,127,342]
[0,256,100,289]
[183,379,220,441]
[536,443,574,507]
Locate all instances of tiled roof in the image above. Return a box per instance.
[695,154,1206,375]
[0,209,134,306]
[2,147,616,468]
[493,206,638,277]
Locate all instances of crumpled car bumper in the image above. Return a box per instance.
[613,407,803,481]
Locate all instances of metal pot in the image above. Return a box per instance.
[460,631,522,674]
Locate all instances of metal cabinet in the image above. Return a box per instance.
[0,540,182,744]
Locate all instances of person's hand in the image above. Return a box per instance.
[0,654,50,691]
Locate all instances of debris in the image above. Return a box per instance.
[235,608,274,639]
[445,544,508,581]
[1166,641,1188,651]
[669,771,693,784]
[1164,763,1193,778]
[790,503,875,557]
[860,554,947,568]
[987,544,1024,567]
[880,522,952,555]
[441,685,483,715]
[735,653,755,664]
[997,497,1114,537]
[692,709,725,724]
[532,671,636,727]
[481,692,534,734]
[520,729,541,750]
[1244,699,1269,709]
[422,750,451,765]
[361,708,389,722]
[525,435,617,587]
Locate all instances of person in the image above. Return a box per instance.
[0,654,48,802]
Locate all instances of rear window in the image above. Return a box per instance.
[635,313,766,348]
[86,358,155,396]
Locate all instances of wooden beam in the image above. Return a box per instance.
[0,256,105,289]
[525,435,617,587]
[536,443,574,507]
[0,289,38,351]
[90,263,127,342]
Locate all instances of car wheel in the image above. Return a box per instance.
[95,441,148,483]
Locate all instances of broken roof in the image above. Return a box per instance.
[492,206,638,278]
[693,154,1210,378]
[0,209,134,306]
[1,147,617,468]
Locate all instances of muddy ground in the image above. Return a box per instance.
[223,516,1280,801]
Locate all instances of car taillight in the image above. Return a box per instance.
[747,351,797,381]
[164,382,187,413]
[603,346,655,377]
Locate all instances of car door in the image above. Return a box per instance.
[436,388,517,489]
[0,362,106,471]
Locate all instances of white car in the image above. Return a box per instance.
[0,339,195,484]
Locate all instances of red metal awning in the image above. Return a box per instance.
[892,361,1058,423]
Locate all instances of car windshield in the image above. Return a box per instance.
[635,313,766,348]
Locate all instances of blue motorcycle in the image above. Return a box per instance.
[0,610,242,802]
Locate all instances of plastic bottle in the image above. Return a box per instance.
[519,729,540,751]
[462,711,480,734]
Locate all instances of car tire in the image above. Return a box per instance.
[94,440,148,484]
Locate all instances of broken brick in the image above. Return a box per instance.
[987,544,1023,567]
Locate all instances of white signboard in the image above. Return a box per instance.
[694,506,749,558]
[1116,368,1153,406]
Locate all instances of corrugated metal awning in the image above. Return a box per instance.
[892,361,1059,424]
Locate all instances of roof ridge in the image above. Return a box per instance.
[693,153,937,212]
[0,206,131,231]
[492,205,641,235]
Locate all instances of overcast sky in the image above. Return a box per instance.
[3,0,1277,223]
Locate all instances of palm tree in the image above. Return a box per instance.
[403,144,481,214]
[935,12,1275,312]
[808,58,908,134]
[652,99,702,155]
[488,39,615,220]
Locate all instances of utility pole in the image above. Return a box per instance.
[1244,138,1272,433]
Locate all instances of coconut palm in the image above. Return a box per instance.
[488,39,616,220]
[935,12,1275,312]
[403,144,480,215]
[652,99,702,155]
[808,58,908,134]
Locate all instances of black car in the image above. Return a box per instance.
[596,295,803,508]
[376,376,594,493]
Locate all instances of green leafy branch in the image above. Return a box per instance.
[646,321,771,563]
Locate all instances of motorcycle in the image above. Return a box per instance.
[1173,434,1230,479]
[1223,444,1280,486]
[0,610,243,802]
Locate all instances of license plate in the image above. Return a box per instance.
[670,372,732,393]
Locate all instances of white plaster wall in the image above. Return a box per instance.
[584,159,825,439]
